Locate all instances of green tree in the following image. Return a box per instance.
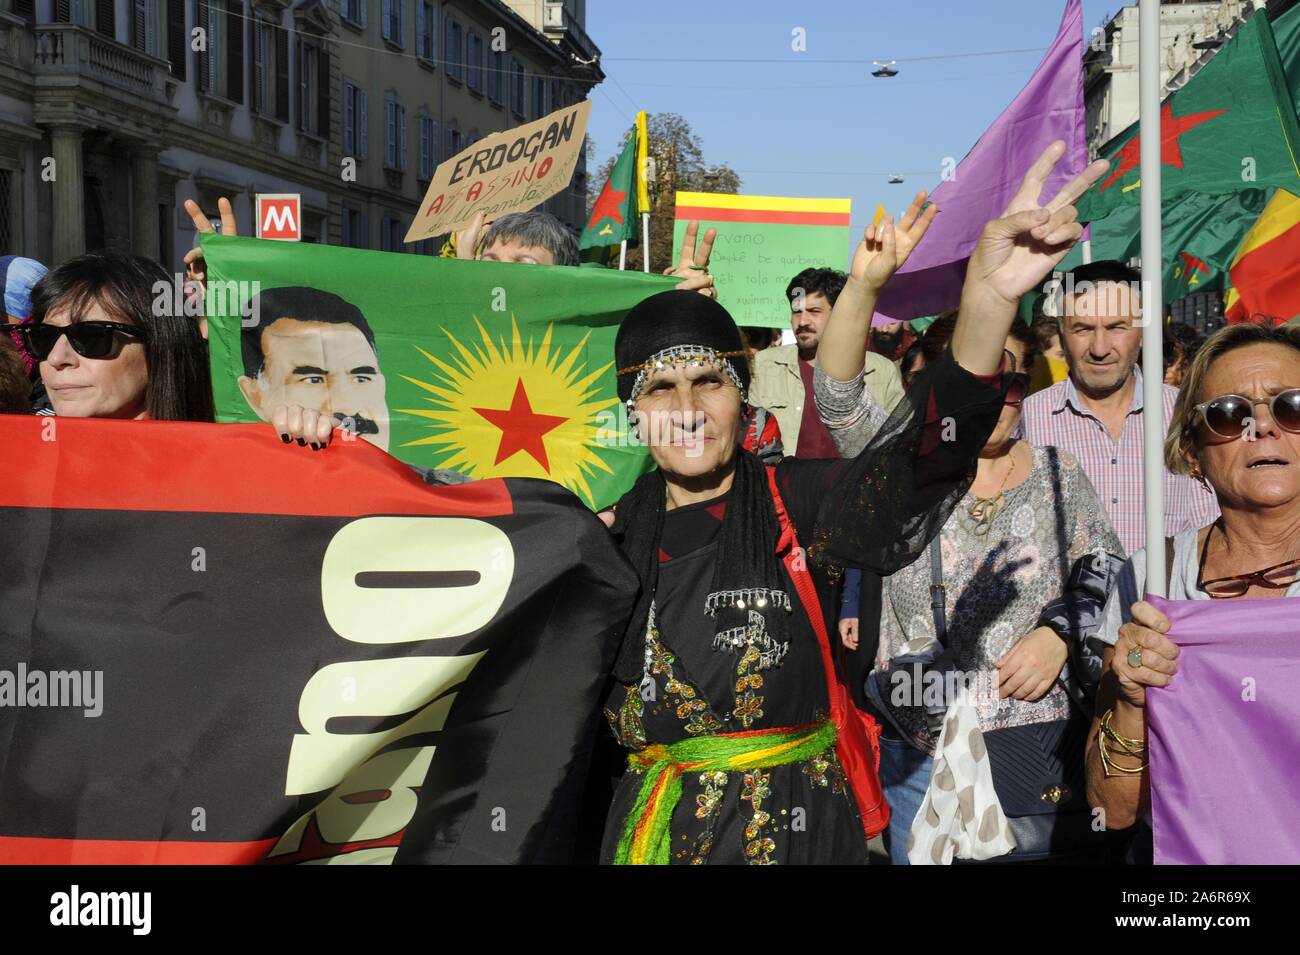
[587,112,741,272]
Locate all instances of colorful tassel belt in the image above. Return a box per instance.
[614,719,837,865]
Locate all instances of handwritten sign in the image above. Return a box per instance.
[672,192,852,328]
[405,101,592,244]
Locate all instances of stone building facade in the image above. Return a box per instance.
[0,0,600,267]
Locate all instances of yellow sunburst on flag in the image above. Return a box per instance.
[396,315,622,505]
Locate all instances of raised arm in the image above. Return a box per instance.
[951,141,1110,376]
[783,147,1108,576]
[818,192,936,382]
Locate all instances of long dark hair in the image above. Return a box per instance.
[30,250,214,422]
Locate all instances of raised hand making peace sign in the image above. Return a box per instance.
[965,141,1110,311]
[952,141,1110,376]
[851,191,939,292]
[816,192,938,383]
[665,220,718,299]
[181,197,239,289]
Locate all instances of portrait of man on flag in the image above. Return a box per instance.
[237,287,391,451]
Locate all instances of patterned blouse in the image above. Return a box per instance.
[874,445,1122,736]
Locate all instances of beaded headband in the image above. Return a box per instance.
[617,344,748,408]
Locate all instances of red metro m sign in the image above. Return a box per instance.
[256,194,302,241]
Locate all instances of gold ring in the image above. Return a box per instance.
[1127,646,1143,669]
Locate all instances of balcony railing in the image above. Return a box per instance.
[33,23,170,102]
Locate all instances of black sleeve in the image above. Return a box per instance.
[1037,550,1125,688]
[775,347,1007,576]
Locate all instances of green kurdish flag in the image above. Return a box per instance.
[1063,189,1271,301]
[1076,12,1300,223]
[580,129,638,249]
[202,234,675,509]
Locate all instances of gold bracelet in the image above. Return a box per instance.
[1099,731,1148,776]
[1100,707,1146,754]
[1098,708,1148,777]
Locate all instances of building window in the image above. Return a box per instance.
[0,169,13,255]
[445,124,462,159]
[488,48,503,105]
[296,36,329,137]
[381,0,404,48]
[380,213,405,253]
[343,79,368,159]
[342,206,368,249]
[418,113,436,180]
[166,0,187,81]
[194,0,249,104]
[444,16,463,82]
[531,75,546,120]
[251,15,288,120]
[386,94,406,171]
[253,19,271,114]
[340,0,364,27]
[131,0,157,55]
[416,0,435,61]
[510,57,525,118]
[466,32,483,93]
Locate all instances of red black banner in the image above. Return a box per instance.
[0,415,638,864]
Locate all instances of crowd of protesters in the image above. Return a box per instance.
[4,138,1297,866]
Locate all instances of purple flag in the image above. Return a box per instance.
[873,0,1086,326]
[1146,595,1300,865]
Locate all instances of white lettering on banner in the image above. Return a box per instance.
[283,655,482,795]
[320,516,513,642]
[268,515,513,862]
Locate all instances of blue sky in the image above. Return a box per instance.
[585,0,1116,254]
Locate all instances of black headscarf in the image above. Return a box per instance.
[614,291,750,405]
[609,291,791,685]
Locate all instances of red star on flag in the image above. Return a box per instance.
[587,178,628,230]
[473,379,568,472]
[1099,102,1227,192]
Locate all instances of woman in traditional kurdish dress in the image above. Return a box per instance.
[600,143,1110,865]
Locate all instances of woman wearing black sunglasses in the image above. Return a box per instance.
[21,251,214,422]
[819,310,1123,864]
[1089,320,1300,845]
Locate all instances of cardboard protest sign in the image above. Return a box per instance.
[672,192,852,328]
[405,101,592,244]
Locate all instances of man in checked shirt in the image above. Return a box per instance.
[1020,260,1219,556]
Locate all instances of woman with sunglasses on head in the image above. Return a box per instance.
[822,309,1122,864]
[1088,321,1300,852]
[20,250,214,422]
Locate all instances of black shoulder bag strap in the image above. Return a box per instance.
[929,536,947,640]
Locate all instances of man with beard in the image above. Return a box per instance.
[749,267,904,459]
[1020,259,1218,553]
[238,287,391,451]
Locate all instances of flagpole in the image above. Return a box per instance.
[641,213,650,273]
[636,112,652,274]
[1139,0,1166,596]
[619,239,627,271]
